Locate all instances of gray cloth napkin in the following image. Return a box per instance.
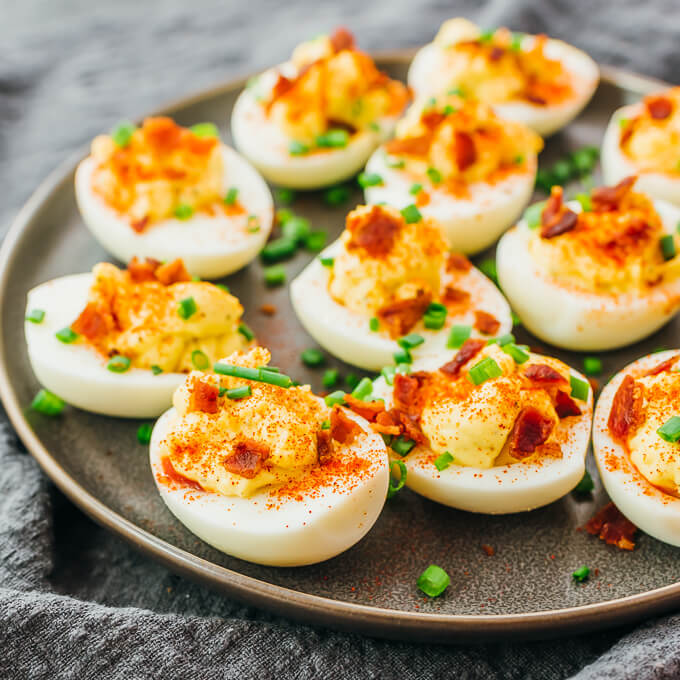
[2,1,680,678]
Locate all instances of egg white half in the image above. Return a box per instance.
[364,150,536,254]
[601,104,680,206]
[408,37,599,137]
[231,67,399,189]
[290,239,512,371]
[25,273,185,418]
[497,198,680,351]
[75,144,274,280]
[593,350,680,547]
[150,406,389,566]
[371,354,593,514]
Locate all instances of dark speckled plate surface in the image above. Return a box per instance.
[2,53,679,642]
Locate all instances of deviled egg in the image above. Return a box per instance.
[25,258,250,417]
[150,347,389,566]
[75,117,273,279]
[231,28,410,188]
[361,341,592,514]
[291,204,512,371]
[497,178,680,351]
[593,350,680,547]
[363,92,543,253]
[408,18,599,137]
[602,87,680,205]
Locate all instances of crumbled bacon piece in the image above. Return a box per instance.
[454,131,476,171]
[474,310,500,335]
[509,407,554,458]
[644,355,679,376]
[396,409,427,444]
[71,303,110,341]
[446,253,472,273]
[189,378,219,414]
[541,209,578,239]
[330,406,362,444]
[259,303,277,316]
[442,286,470,308]
[329,26,355,52]
[376,289,432,338]
[440,338,486,378]
[555,390,581,418]
[384,134,432,157]
[127,256,160,282]
[481,544,495,556]
[591,176,637,212]
[154,258,192,285]
[537,441,563,458]
[608,374,642,443]
[372,409,402,436]
[646,95,673,120]
[586,503,637,551]
[489,46,504,61]
[525,93,547,105]
[316,429,333,464]
[343,394,385,422]
[524,363,568,386]
[223,439,270,479]
[540,187,577,239]
[346,205,401,258]
[130,216,149,233]
[393,372,427,417]
[421,111,446,129]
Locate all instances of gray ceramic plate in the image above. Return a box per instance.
[1,52,679,643]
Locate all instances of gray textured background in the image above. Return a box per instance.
[2,1,680,678]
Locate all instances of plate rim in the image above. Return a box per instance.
[1,52,677,642]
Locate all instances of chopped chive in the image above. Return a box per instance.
[151,364,163,375]
[263,264,286,287]
[387,158,406,169]
[247,215,260,232]
[218,386,228,397]
[478,28,495,43]
[570,375,590,401]
[259,370,293,388]
[358,172,384,188]
[190,122,219,138]
[177,297,197,320]
[400,204,422,224]
[345,373,361,390]
[417,565,450,598]
[369,121,381,132]
[434,451,454,471]
[369,317,380,331]
[398,333,425,349]
[319,256,334,267]
[213,363,293,388]
[423,302,447,330]
[259,365,279,372]
[301,348,325,367]
[275,188,296,205]
[107,355,131,373]
[502,343,529,364]
[281,215,311,243]
[447,324,471,349]
[322,368,339,388]
[583,357,602,375]
[316,128,349,148]
[191,350,210,370]
[514,154,525,165]
[574,470,594,494]
[215,284,230,294]
[657,416,680,443]
[226,385,252,400]
[524,201,546,229]
[304,230,327,252]
[323,185,350,206]
[442,104,456,115]
[56,327,78,344]
[25,308,45,324]
[409,183,423,195]
[511,310,521,327]
[391,435,416,456]
[393,347,412,364]
[381,365,396,385]
[510,32,524,50]
[276,208,293,224]
[324,390,346,406]
[387,460,407,499]
[426,167,442,184]
[618,117,629,129]
[468,357,503,385]
[660,234,676,261]
[490,332,515,346]
[552,159,572,184]
[478,258,498,285]
[137,423,153,445]
[261,236,298,263]
[570,147,598,175]
[572,565,590,583]
[351,377,373,401]
[321,419,331,429]
[575,192,592,212]
[174,203,194,220]
[31,389,65,416]
[237,323,254,341]
[289,140,309,155]
[111,120,136,148]
[396,362,411,375]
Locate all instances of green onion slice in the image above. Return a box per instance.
[26,308,46,324]
[226,385,252,400]
[447,324,471,349]
[107,355,131,373]
[468,357,503,385]
[301,348,325,367]
[434,451,454,471]
[177,296,197,320]
[387,460,407,499]
[324,390,346,406]
[417,564,450,598]
[137,423,153,445]
[56,327,78,344]
[391,435,416,456]
[400,204,422,224]
[351,377,373,401]
[31,389,65,416]
[398,333,425,349]
[191,350,210,370]
[572,565,590,582]
[657,416,680,443]
[569,375,590,401]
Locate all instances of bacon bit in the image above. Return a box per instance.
[344,394,385,422]
[259,303,277,316]
[442,286,470,307]
[346,205,401,258]
[373,409,402,436]
[270,74,296,101]
[541,185,564,224]
[329,26,355,52]
[71,303,109,341]
[316,429,333,464]
[154,258,192,285]
[489,46,504,61]
[446,253,472,273]
[525,93,547,106]
[481,544,495,556]
[130,216,149,233]
[474,310,500,335]
[440,338,486,378]
[223,439,270,479]
[555,390,581,418]
[539,186,578,239]
[646,95,673,120]
[330,406,362,444]
[188,378,219,414]
[454,131,476,171]
[541,209,578,239]
[376,289,432,338]
[509,407,554,458]
[585,503,637,551]
[524,363,568,386]
[393,373,425,416]
[608,374,642,443]
[421,111,446,129]
[384,134,432,157]
[591,176,637,212]
[396,409,427,444]
[537,441,563,458]
[127,256,160,282]
[644,355,679,376]
[160,456,203,491]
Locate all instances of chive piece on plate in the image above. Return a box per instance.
[572,565,590,582]
[137,423,153,445]
[31,389,65,416]
[322,368,339,388]
[263,264,286,287]
[583,357,602,375]
[301,348,325,367]
[417,565,450,598]
[237,323,255,341]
